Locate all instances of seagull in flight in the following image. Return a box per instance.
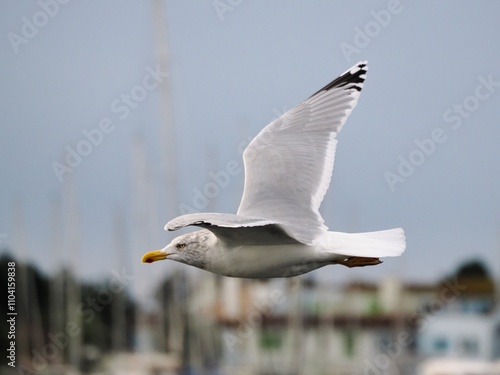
[142,62,406,278]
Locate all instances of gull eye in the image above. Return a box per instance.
[176,243,186,249]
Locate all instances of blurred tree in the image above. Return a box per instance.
[439,258,496,314]
[0,251,137,373]
[456,260,490,279]
[0,252,50,367]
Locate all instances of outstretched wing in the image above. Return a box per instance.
[166,213,303,246]
[237,62,367,244]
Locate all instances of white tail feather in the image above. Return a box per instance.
[320,228,406,258]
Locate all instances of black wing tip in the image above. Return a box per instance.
[310,61,368,97]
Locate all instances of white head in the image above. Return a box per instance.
[141,230,214,270]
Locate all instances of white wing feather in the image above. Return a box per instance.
[237,62,368,244]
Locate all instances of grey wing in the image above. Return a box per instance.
[237,62,367,245]
[166,213,303,246]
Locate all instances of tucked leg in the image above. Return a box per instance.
[335,257,382,268]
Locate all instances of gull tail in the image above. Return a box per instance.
[321,228,406,258]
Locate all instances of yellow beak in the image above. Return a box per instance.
[141,250,168,263]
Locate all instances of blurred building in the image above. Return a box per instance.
[183,275,435,375]
[417,264,500,373]
[180,260,500,375]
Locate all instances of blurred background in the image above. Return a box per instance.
[1,1,500,374]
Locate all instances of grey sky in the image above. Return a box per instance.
[1,1,499,296]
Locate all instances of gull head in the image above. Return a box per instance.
[141,230,213,269]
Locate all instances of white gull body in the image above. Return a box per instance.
[142,62,406,278]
